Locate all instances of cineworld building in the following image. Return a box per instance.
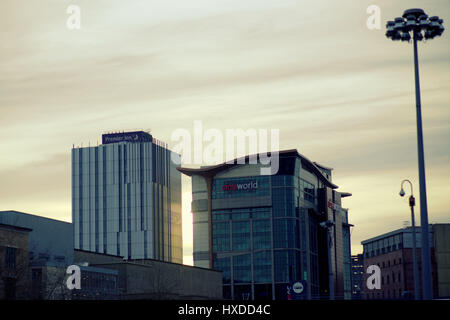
[178,150,353,300]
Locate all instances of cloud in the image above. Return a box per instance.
[0,0,449,257]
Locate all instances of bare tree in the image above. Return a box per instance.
[149,261,181,300]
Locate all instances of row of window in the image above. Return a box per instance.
[80,272,117,291]
[364,243,403,258]
[213,219,271,252]
[214,249,302,284]
[363,234,403,257]
[381,272,402,285]
[3,247,17,269]
[213,217,302,252]
[367,289,405,300]
[213,207,271,221]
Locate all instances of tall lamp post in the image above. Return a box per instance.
[386,8,444,300]
[399,180,420,300]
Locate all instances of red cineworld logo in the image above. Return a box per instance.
[327,200,334,209]
[222,181,258,191]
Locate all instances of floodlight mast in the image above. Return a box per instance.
[385,8,444,300]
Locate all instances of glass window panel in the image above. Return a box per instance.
[253,219,271,250]
[232,208,250,220]
[274,219,299,249]
[233,254,251,284]
[254,250,272,283]
[213,257,231,284]
[252,207,271,219]
[213,221,230,252]
[232,221,250,251]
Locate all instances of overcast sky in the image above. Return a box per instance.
[1,0,449,264]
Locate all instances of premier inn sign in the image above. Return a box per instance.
[222,181,258,191]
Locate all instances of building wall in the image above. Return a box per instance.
[0,224,30,300]
[189,153,351,300]
[362,227,441,300]
[0,211,73,267]
[192,174,210,269]
[74,250,222,299]
[351,254,364,300]
[433,224,450,298]
[72,138,182,262]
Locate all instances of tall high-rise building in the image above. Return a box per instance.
[72,131,182,263]
[178,149,353,300]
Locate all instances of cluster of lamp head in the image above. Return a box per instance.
[386,8,445,42]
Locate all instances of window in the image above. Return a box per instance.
[273,219,299,249]
[232,209,250,220]
[253,219,271,250]
[213,210,230,221]
[213,257,231,284]
[233,254,251,283]
[5,247,17,269]
[272,187,296,217]
[213,222,230,252]
[252,207,270,219]
[253,251,272,283]
[232,221,250,251]
[274,250,300,283]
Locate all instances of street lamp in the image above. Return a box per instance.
[386,8,444,300]
[320,220,335,300]
[399,179,420,300]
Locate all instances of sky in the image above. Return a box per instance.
[0,0,449,265]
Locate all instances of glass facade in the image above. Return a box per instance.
[72,137,182,263]
[211,169,322,300]
[205,154,351,300]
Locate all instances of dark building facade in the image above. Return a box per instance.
[361,225,449,300]
[74,249,222,299]
[0,211,121,300]
[179,150,353,300]
[351,254,364,300]
[0,223,31,300]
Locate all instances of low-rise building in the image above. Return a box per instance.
[361,224,450,299]
[74,249,223,299]
[0,210,120,300]
[0,223,31,299]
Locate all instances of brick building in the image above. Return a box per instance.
[0,223,32,299]
[361,224,450,299]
